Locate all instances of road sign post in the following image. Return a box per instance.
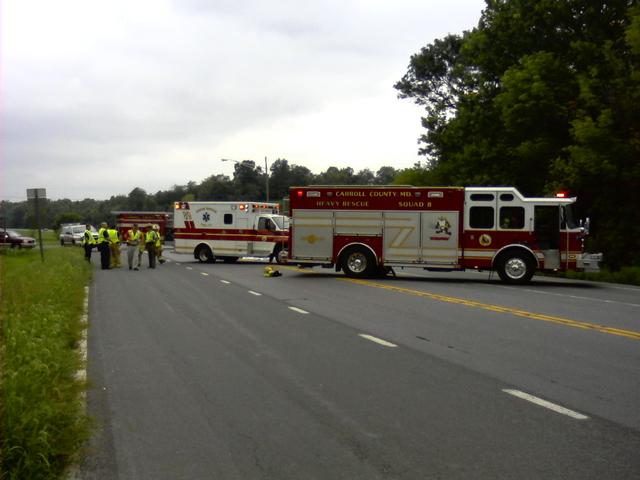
[27,188,46,261]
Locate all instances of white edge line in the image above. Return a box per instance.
[220,280,231,284]
[288,306,309,314]
[186,266,193,270]
[502,389,588,420]
[248,290,262,296]
[201,272,209,276]
[358,333,397,348]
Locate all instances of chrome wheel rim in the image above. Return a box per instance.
[347,252,367,273]
[505,257,527,280]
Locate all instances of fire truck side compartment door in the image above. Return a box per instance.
[383,212,420,263]
[291,210,333,260]
[334,211,382,235]
[421,211,459,265]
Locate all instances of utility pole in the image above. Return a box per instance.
[265,156,269,202]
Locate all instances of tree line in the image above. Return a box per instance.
[0,160,398,230]
[395,0,639,269]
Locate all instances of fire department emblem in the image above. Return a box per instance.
[435,217,452,236]
[479,234,492,246]
[302,234,324,244]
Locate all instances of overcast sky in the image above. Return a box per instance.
[1,0,485,201]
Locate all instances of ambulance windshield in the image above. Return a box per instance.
[271,216,288,231]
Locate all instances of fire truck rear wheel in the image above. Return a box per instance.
[496,251,535,284]
[341,247,376,278]
[195,245,214,263]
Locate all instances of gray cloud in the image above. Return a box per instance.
[1,0,485,201]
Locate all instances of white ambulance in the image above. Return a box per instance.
[173,201,288,263]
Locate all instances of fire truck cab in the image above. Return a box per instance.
[288,185,601,284]
[173,201,288,263]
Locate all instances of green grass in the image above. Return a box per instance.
[561,266,640,286]
[0,247,92,479]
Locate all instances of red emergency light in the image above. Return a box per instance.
[555,192,568,198]
[297,190,304,197]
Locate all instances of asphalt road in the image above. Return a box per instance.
[79,249,640,479]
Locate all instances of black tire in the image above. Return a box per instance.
[496,251,535,284]
[376,266,392,278]
[222,256,239,263]
[273,245,288,265]
[341,246,376,278]
[195,245,214,263]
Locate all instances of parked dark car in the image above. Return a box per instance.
[0,230,37,249]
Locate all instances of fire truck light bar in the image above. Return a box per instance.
[556,192,568,198]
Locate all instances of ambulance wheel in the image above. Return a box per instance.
[195,245,214,263]
[496,251,535,284]
[274,246,287,264]
[222,256,239,263]
[341,247,376,278]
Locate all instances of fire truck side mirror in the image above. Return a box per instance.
[579,217,590,235]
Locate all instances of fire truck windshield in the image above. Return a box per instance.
[562,205,578,229]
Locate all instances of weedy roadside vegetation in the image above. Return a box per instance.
[557,266,640,286]
[0,246,92,479]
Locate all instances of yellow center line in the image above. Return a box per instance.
[338,278,640,341]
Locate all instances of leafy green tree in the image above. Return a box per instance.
[374,166,398,185]
[127,187,148,211]
[314,167,356,185]
[393,163,442,186]
[269,159,313,200]
[197,174,234,201]
[53,212,83,230]
[396,0,639,268]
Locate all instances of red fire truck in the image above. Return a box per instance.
[113,211,172,239]
[288,185,601,284]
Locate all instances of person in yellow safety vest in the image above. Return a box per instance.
[97,222,111,270]
[108,226,121,268]
[145,226,159,269]
[137,227,147,267]
[126,223,143,270]
[153,224,165,264]
[82,224,96,262]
